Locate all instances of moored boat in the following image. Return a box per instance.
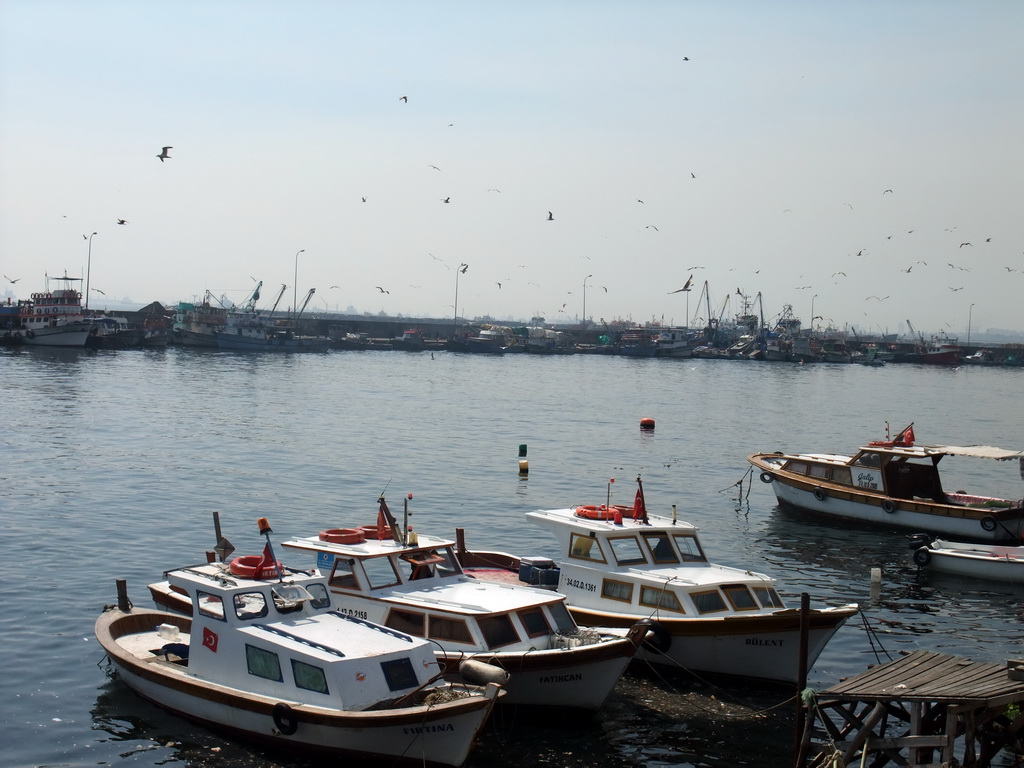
[103,519,502,767]
[20,273,99,347]
[748,423,1024,542]
[909,533,1024,582]
[459,477,858,685]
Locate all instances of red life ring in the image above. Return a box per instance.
[229,555,283,579]
[575,505,617,520]
[318,528,366,545]
[359,524,392,538]
[868,440,895,447]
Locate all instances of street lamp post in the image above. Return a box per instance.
[292,249,305,317]
[453,263,468,338]
[810,294,818,334]
[85,232,98,309]
[968,303,974,349]
[582,274,592,327]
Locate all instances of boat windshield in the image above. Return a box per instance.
[547,601,577,633]
[608,536,646,565]
[672,534,706,562]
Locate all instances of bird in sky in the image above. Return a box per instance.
[399,96,407,102]
[459,264,468,274]
[915,260,927,265]
[91,288,105,295]
[637,199,644,204]
[428,253,443,262]
[1005,266,1020,273]
[682,56,690,61]
[4,274,19,283]
[986,237,992,242]
[667,276,693,294]
[441,197,450,203]
[646,225,659,231]
[883,189,893,194]
[865,296,890,301]
[900,266,912,273]
[832,271,846,277]
[547,211,554,221]
[361,197,367,202]
[428,165,441,171]
[329,285,341,289]
[690,172,696,178]
[600,286,608,292]
[687,265,705,269]
[375,286,389,294]
[487,188,501,192]
[117,219,128,225]
[495,282,502,289]
[960,242,972,247]
[949,287,963,291]
[156,146,172,162]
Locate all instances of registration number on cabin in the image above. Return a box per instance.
[564,577,596,593]
[339,607,368,620]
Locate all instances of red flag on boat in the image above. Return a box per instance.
[632,475,648,522]
[903,425,915,445]
[256,543,276,579]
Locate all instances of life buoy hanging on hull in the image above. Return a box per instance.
[636,618,672,654]
[272,702,299,735]
[882,499,897,514]
[760,472,774,484]
[813,487,827,502]
[913,548,932,567]
[980,516,998,532]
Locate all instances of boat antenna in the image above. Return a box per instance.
[606,477,615,509]
[257,517,285,581]
[403,494,412,545]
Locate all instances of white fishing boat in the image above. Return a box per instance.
[20,273,99,347]
[748,423,1024,543]
[909,533,1024,582]
[101,518,502,767]
[459,477,858,686]
[267,496,645,710]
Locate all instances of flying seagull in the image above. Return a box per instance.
[547,211,554,221]
[883,189,893,194]
[375,286,389,294]
[399,96,407,102]
[428,165,441,171]
[329,285,341,289]
[157,146,172,162]
[117,219,128,225]
[667,276,693,294]
[646,225,659,231]
[91,288,105,295]
[441,197,450,203]
[960,242,972,248]
[4,274,19,283]
[459,264,468,274]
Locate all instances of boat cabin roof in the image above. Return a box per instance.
[526,507,699,535]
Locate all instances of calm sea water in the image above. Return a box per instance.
[3,347,1024,768]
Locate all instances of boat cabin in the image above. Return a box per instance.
[164,562,440,711]
[283,531,589,653]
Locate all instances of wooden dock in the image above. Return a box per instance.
[802,650,1024,768]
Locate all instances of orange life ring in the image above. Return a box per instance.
[868,440,895,447]
[575,505,617,520]
[229,555,283,579]
[359,524,392,538]
[318,528,366,545]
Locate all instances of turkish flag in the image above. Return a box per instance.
[202,627,219,653]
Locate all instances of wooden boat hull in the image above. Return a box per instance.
[96,608,500,767]
[566,604,857,685]
[749,452,1024,543]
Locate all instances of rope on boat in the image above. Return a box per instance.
[859,609,893,665]
[721,465,754,502]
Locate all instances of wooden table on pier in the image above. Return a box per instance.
[803,649,1024,768]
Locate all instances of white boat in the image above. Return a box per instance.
[267,497,644,710]
[460,478,858,685]
[910,534,1024,582]
[20,273,99,347]
[748,423,1024,543]
[101,519,502,767]
[655,328,693,358]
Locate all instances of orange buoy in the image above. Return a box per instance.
[318,528,366,545]
[640,417,655,430]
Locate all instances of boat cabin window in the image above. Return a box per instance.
[831,467,852,486]
[380,657,418,692]
[642,532,679,563]
[305,582,331,609]
[784,460,808,475]
[245,644,283,682]
[753,586,784,608]
[691,590,728,614]
[196,591,225,621]
[639,586,683,613]
[428,616,473,644]
[721,584,759,611]
[329,559,359,590]
[608,536,647,566]
[853,452,882,469]
[292,659,329,694]
[602,578,634,603]
[479,614,520,649]
[517,607,551,638]
[385,609,426,637]
[547,602,577,634]
[362,556,401,590]
[400,549,447,580]
[233,591,269,620]
[569,533,606,562]
[672,534,706,562]
[808,464,830,479]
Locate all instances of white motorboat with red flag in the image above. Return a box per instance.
[458,476,858,686]
[749,423,1024,542]
[99,517,502,767]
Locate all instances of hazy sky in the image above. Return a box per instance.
[2,1,1022,336]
